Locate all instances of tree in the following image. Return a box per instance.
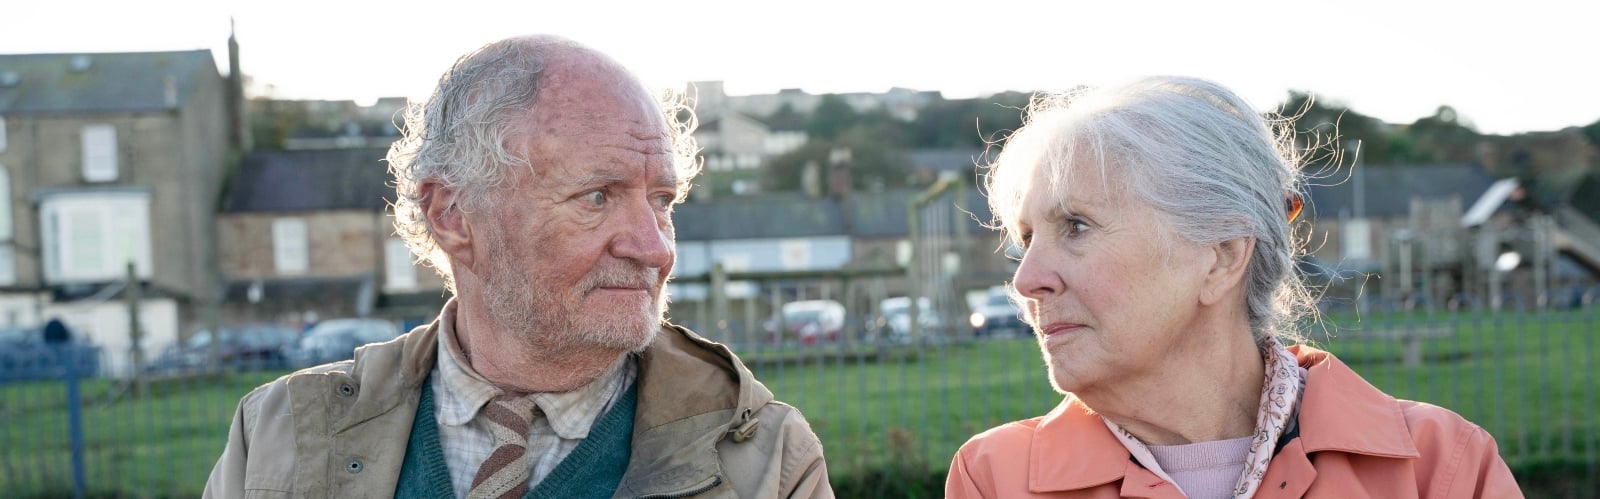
[763,103,807,131]
[1275,91,1397,165]
[908,92,1030,148]
[1406,105,1483,164]
[806,94,861,140]
[765,124,910,193]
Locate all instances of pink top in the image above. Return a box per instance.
[1147,436,1253,499]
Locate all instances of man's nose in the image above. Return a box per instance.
[610,198,673,269]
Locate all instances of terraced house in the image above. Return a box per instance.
[0,48,241,373]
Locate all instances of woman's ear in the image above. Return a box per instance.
[1201,237,1254,306]
[420,181,473,269]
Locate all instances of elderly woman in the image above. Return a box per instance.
[946,77,1520,498]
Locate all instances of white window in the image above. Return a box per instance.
[40,191,152,283]
[1342,218,1372,261]
[0,166,10,240]
[272,218,308,274]
[384,238,417,291]
[0,245,14,286]
[81,124,118,182]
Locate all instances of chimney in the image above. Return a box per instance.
[826,147,853,198]
[226,18,251,152]
[827,147,855,235]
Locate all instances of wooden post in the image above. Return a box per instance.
[126,262,147,396]
[1403,335,1424,367]
[710,262,728,342]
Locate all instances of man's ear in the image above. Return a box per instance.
[420,181,473,269]
[1201,237,1254,306]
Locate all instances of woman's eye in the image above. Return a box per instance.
[1067,219,1090,236]
[1019,230,1033,249]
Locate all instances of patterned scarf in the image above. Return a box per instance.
[1102,336,1304,498]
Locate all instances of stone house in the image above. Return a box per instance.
[0,49,233,372]
[217,147,446,330]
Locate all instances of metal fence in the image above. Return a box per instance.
[2,294,1596,497]
[2,179,1596,496]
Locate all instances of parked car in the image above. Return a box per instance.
[149,324,300,373]
[872,296,944,344]
[0,324,100,383]
[970,292,1027,337]
[287,319,401,367]
[764,300,845,345]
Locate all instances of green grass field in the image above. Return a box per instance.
[1,309,1595,497]
[752,308,1599,495]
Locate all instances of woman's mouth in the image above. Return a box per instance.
[1041,323,1085,338]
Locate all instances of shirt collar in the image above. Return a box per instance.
[432,300,634,440]
[434,301,500,427]
[529,357,632,439]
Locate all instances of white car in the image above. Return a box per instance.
[969,292,1027,337]
[764,300,845,345]
[288,318,401,367]
[876,296,943,342]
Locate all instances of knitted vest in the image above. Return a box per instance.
[394,377,637,499]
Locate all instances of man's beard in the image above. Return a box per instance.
[479,233,666,354]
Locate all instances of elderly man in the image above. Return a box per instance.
[204,36,831,498]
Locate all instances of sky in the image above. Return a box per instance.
[2,0,1595,135]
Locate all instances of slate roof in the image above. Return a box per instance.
[0,50,218,114]
[222,148,394,213]
[675,187,993,241]
[675,192,845,241]
[907,148,995,173]
[1304,164,1496,220]
[682,164,1497,241]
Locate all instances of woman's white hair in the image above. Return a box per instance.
[386,35,700,292]
[985,76,1313,342]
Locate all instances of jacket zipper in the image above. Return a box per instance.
[635,475,722,499]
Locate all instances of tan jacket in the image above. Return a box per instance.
[204,321,832,498]
[946,346,1521,498]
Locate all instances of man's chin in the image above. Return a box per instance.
[577,314,660,351]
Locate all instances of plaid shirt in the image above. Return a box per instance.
[429,303,635,498]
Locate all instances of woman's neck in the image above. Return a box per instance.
[1081,324,1266,445]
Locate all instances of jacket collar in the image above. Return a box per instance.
[337,302,771,430]
[325,318,437,435]
[336,300,767,497]
[1029,395,1133,492]
[620,323,772,496]
[1026,346,1419,493]
[1289,345,1420,459]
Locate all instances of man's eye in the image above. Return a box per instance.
[584,190,607,207]
[651,193,675,210]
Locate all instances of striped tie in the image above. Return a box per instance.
[468,395,539,499]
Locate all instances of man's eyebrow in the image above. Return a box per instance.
[653,170,679,189]
[568,171,629,188]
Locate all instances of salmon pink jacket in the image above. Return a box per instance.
[947,346,1521,498]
